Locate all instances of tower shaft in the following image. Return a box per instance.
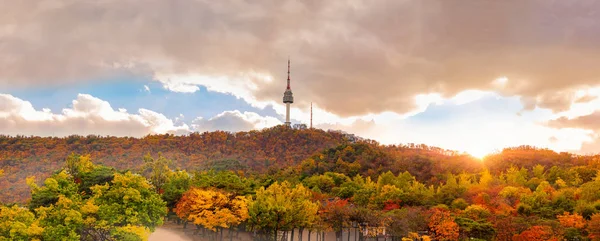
[285,103,291,126]
[310,102,313,129]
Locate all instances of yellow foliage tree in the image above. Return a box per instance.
[174,187,249,232]
[0,205,43,240]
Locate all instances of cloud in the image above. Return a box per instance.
[549,112,600,132]
[2,1,600,117]
[0,93,189,137]
[580,137,600,155]
[191,110,281,133]
[0,93,285,137]
[143,85,151,93]
[322,93,594,156]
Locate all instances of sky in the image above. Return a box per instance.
[1,0,600,157]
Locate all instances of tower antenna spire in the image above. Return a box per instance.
[310,102,313,129]
[287,57,291,89]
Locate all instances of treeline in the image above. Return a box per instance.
[7,152,600,241]
[0,127,347,203]
[2,127,600,204]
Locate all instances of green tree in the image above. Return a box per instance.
[194,170,255,196]
[248,181,318,241]
[92,172,167,231]
[141,153,173,193]
[162,170,192,209]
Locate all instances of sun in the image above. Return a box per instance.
[467,148,491,160]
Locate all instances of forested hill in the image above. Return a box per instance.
[1,126,599,204]
[0,126,347,203]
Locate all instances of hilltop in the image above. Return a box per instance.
[1,126,598,203]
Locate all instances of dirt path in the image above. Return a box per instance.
[149,224,194,241]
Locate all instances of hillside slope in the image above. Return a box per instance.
[0,126,347,203]
[2,126,598,204]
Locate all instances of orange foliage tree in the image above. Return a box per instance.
[512,225,560,241]
[588,213,600,241]
[558,212,586,229]
[174,187,249,232]
[427,208,459,241]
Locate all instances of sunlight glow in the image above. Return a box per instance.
[493,76,509,88]
[466,148,491,159]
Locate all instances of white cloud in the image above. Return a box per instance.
[191,110,281,133]
[316,92,595,156]
[155,72,275,108]
[0,94,286,137]
[143,85,151,93]
[0,94,189,137]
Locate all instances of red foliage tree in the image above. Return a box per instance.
[512,225,560,241]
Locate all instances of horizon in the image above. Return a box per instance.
[0,127,590,159]
[2,1,600,158]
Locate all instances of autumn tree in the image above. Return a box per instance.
[427,207,459,241]
[385,207,429,238]
[320,198,352,241]
[175,187,249,238]
[558,212,586,229]
[557,212,586,240]
[64,153,94,178]
[0,205,42,240]
[512,225,560,241]
[91,172,167,232]
[588,213,600,241]
[248,181,318,241]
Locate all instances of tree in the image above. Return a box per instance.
[92,171,168,232]
[174,187,249,234]
[385,207,428,238]
[248,181,318,241]
[320,199,352,241]
[557,212,585,229]
[193,170,255,196]
[512,225,560,241]
[27,170,79,210]
[17,159,167,241]
[454,217,495,240]
[0,205,42,240]
[162,170,192,209]
[462,205,491,221]
[35,195,84,241]
[64,153,94,178]
[427,208,459,241]
[588,213,600,240]
[141,153,172,193]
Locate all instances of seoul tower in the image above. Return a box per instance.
[283,58,294,126]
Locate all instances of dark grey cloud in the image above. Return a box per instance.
[2,0,600,116]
